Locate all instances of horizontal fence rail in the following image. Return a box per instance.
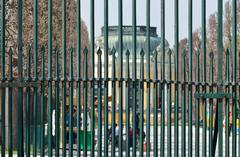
[0,0,239,157]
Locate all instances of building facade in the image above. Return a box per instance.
[95,26,174,123]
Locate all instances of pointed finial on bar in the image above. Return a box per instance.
[125,49,130,56]
[41,45,45,62]
[209,50,214,58]
[41,45,45,53]
[41,45,45,61]
[97,47,102,56]
[140,48,145,57]
[69,47,73,54]
[27,43,31,53]
[83,47,88,54]
[69,47,73,57]
[9,47,13,56]
[225,48,230,56]
[55,46,59,54]
[196,49,200,56]
[112,47,116,55]
[168,48,172,56]
[182,48,186,56]
[153,49,158,63]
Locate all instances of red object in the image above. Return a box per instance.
[129,128,133,137]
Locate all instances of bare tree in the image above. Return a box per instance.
[207,13,218,54]
[4,0,89,78]
[224,0,232,49]
[1,0,90,147]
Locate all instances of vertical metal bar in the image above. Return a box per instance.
[139,49,144,157]
[90,0,95,155]
[83,47,88,157]
[132,0,137,156]
[103,0,109,156]
[69,48,74,157]
[17,0,24,154]
[47,0,52,156]
[201,0,206,156]
[111,47,116,157]
[76,0,81,96]
[76,69,81,157]
[231,0,237,156]
[0,0,5,154]
[97,48,102,157]
[0,0,5,80]
[55,48,60,157]
[225,49,230,157]
[195,50,200,157]
[48,0,52,79]
[0,0,5,79]
[153,49,158,157]
[33,0,38,155]
[188,1,193,156]
[174,0,179,156]
[76,0,81,156]
[160,0,166,156]
[167,49,172,157]
[213,0,223,157]
[48,0,53,155]
[153,50,158,157]
[33,84,38,157]
[146,0,151,156]
[40,46,45,157]
[26,45,31,157]
[61,80,66,157]
[125,50,130,157]
[181,49,186,157]
[238,52,240,156]
[33,0,38,79]
[118,1,123,156]
[153,49,159,157]
[209,51,214,157]
[217,0,223,156]
[62,0,67,155]
[8,48,13,157]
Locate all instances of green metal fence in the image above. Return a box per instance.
[0,0,239,157]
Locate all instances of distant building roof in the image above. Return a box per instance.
[96,26,169,58]
[101,25,158,37]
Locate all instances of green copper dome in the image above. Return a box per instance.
[95,26,169,58]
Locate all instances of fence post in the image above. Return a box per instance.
[209,50,214,156]
[83,47,88,157]
[97,48,103,157]
[17,0,24,154]
[103,1,109,156]
[181,49,186,157]
[39,46,45,157]
[0,0,6,154]
[195,49,200,157]
[160,1,165,156]
[174,1,179,156]
[69,47,73,157]
[7,48,13,157]
[26,45,31,157]
[167,49,172,157]
[54,47,60,157]
[111,47,116,157]
[231,0,237,156]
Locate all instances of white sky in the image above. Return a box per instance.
[81,0,228,47]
